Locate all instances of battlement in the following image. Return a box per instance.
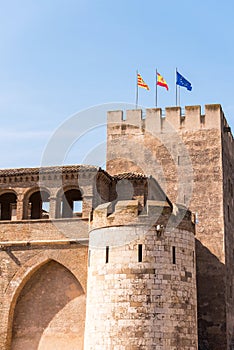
[90,199,195,233]
[107,104,231,133]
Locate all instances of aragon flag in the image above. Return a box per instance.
[157,72,169,90]
[137,73,150,90]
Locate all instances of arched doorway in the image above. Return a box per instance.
[11,260,86,350]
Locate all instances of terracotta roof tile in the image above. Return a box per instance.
[113,172,147,180]
[0,165,100,177]
[0,166,148,183]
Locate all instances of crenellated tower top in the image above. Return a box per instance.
[90,198,195,235]
[107,104,232,133]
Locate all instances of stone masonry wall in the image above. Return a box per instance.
[106,105,229,349]
[221,114,234,348]
[84,200,197,350]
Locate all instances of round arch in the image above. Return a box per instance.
[55,184,84,199]
[56,186,83,219]
[0,189,18,196]
[23,187,51,219]
[0,191,17,221]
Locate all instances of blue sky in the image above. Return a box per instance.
[0,0,233,168]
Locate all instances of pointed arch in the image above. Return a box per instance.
[4,251,87,350]
[9,259,85,349]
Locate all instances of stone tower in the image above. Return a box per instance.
[106,105,234,349]
[84,176,197,349]
[0,104,232,350]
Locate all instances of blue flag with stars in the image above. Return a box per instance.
[176,71,192,91]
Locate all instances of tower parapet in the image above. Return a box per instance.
[90,199,194,233]
[107,104,223,134]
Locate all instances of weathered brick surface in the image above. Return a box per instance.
[0,220,88,350]
[221,113,234,347]
[11,260,86,350]
[0,218,89,242]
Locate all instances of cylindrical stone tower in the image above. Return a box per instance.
[84,198,198,350]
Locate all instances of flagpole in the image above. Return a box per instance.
[155,69,158,107]
[178,86,180,106]
[176,67,178,106]
[136,70,138,109]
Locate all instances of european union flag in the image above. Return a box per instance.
[176,71,192,91]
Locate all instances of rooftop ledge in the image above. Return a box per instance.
[0,238,89,248]
[0,217,89,224]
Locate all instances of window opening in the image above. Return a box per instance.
[138,244,143,262]
[106,246,109,263]
[60,189,82,218]
[0,193,17,221]
[29,191,50,219]
[172,246,176,264]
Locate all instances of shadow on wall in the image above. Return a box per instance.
[196,239,226,350]
[10,260,86,350]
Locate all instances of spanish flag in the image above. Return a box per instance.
[137,73,150,90]
[157,72,169,90]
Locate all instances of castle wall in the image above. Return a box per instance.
[11,260,86,350]
[0,218,88,242]
[0,220,88,350]
[221,115,234,348]
[106,105,230,349]
[107,105,225,259]
[0,165,113,350]
[84,201,197,350]
[0,104,232,349]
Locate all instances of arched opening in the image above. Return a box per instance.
[11,260,86,350]
[58,189,83,218]
[28,190,50,219]
[0,192,17,220]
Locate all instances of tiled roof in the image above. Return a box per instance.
[0,166,148,183]
[0,165,101,177]
[113,172,148,180]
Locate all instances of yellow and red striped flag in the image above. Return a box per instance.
[137,73,150,90]
[157,72,169,90]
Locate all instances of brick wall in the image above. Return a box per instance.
[0,220,88,350]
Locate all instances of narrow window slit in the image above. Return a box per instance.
[138,244,143,262]
[172,246,176,264]
[106,246,109,263]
